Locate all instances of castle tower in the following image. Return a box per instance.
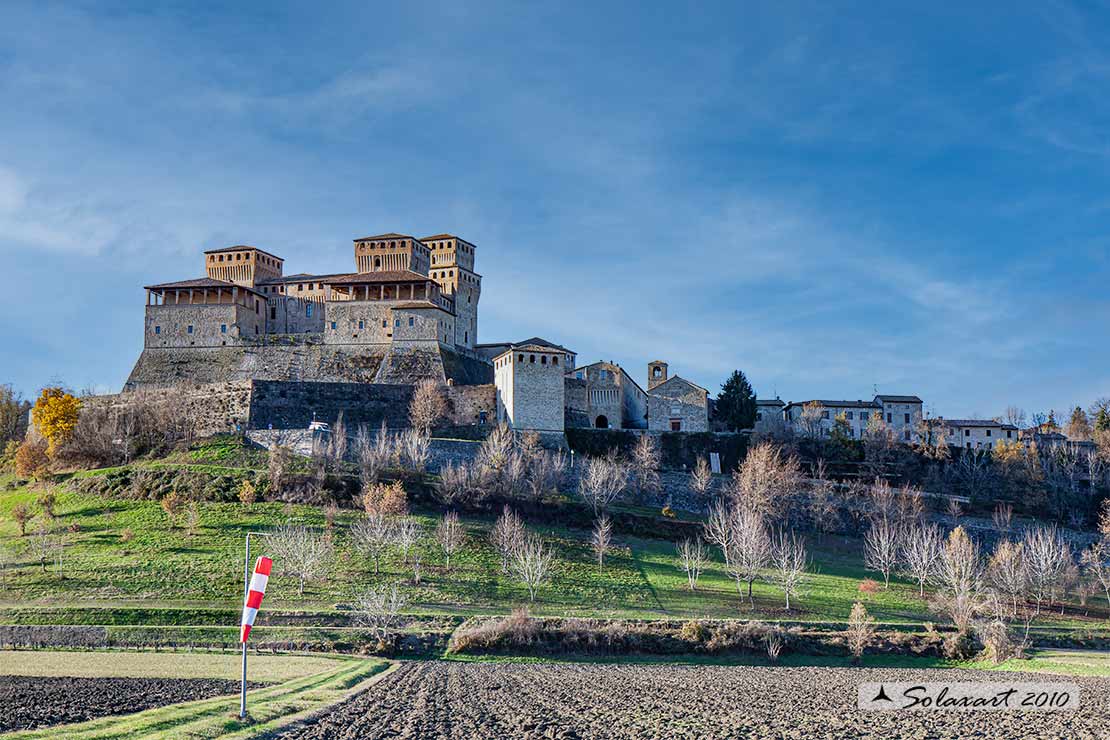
[422,234,481,350]
[648,360,669,391]
[204,246,283,288]
[353,234,431,275]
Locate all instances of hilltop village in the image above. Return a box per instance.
[122,232,1093,451]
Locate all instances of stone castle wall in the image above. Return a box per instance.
[86,380,254,437]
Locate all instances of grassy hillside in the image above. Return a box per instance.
[1,471,1106,632]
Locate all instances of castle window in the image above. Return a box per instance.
[408,317,414,327]
[270,307,276,320]
[154,326,161,335]
[552,356,558,366]
[395,319,400,328]
[331,321,337,330]
[220,324,227,334]
[518,354,524,362]
[187,325,194,334]
[530,354,535,363]
[306,304,313,318]
[382,319,387,328]
[464,331,468,343]
[358,320,364,330]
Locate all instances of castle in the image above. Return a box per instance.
[126,233,710,437]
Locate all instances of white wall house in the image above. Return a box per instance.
[941,419,1018,450]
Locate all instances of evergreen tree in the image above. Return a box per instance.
[1066,406,1091,441]
[717,370,757,431]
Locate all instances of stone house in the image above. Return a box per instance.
[783,394,923,442]
[754,398,786,434]
[942,419,1018,450]
[492,338,574,433]
[565,361,648,430]
[645,362,709,432]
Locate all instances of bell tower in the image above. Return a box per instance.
[647,360,668,391]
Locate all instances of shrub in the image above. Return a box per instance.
[15,439,50,481]
[363,480,408,516]
[678,619,708,643]
[858,579,880,599]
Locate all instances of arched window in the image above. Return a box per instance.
[529,354,535,363]
[518,354,524,362]
[374,257,381,269]
[552,356,558,366]
[541,356,547,364]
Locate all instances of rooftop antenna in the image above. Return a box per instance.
[873,382,878,396]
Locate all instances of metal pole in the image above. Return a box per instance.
[240,533,250,719]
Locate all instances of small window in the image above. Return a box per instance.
[904,413,910,423]
[358,320,365,330]
[154,326,161,335]
[886,413,892,423]
[330,321,337,330]
[541,355,547,364]
[382,319,387,328]
[518,354,524,362]
[552,356,558,366]
[270,306,276,320]
[1007,430,1013,439]
[964,429,970,437]
[187,325,194,334]
[408,317,414,327]
[530,354,535,363]
[220,324,227,334]
[756,412,763,421]
[821,411,829,420]
[846,411,854,420]
[395,319,401,328]
[306,304,313,318]
[986,429,992,437]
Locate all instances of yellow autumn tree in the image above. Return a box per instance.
[31,387,82,455]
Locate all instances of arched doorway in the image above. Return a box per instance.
[595,415,609,429]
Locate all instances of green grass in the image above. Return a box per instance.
[3,656,391,740]
[1,471,1108,630]
[0,649,349,682]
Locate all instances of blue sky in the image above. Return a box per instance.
[1,1,1107,419]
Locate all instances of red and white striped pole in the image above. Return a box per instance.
[239,535,272,719]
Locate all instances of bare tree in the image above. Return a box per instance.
[393,517,420,565]
[730,442,801,521]
[901,523,943,597]
[690,456,713,501]
[864,517,901,587]
[703,500,734,563]
[591,515,613,572]
[725,508,771,604]
[512,534,555,601]
[677,537,708,590]
[435,460,474,506]
[846,602,875,664]
[409,379,447,436]
[1080,542,1110,608]
[992,502,1014,533]
[10,503,32,536]
[1098,498,1110,542]
[935,526,984,633]
[799,401,824,440]
[397,429,430,472]
[30,520,54,573]
[350,513,395,575]
[631,435,661,501]
[988,540,1028,616]
[1004,406,1027,429]
[354,583,408,642]
[525,449,565,503]
[356,422,393,486]
[808,460,840,538]
[490,505,525,574]
[770,529,808,610]
[1022,525,1072,614]
[435,511,465,571]
[268,443,294,498]
[270,524,333,596]
[867,479,896,523]
[578,453,629,515]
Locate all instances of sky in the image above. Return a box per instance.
[1,1,1107,420]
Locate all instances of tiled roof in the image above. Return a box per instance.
[421,234,456,241]
[785,399,881,410]
[144,277,266,297]
[203,245,284,261]
[256,273,351,285]
[392,301,450,311]
[943,419,1019,430]
[875,395,923,403]
[757,398,785,406]
[353,233,419,242]
[326,270,434,285]
[649,374,708,395]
